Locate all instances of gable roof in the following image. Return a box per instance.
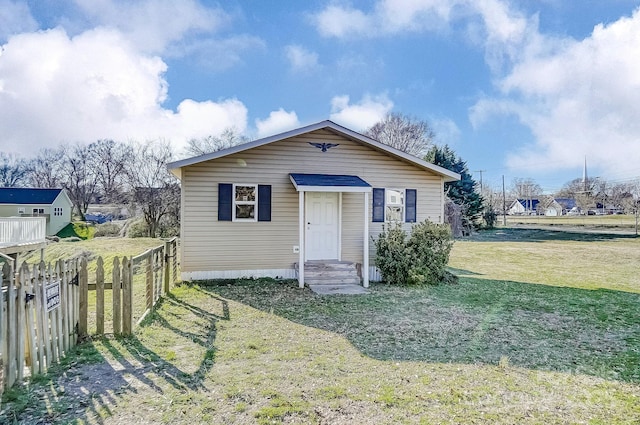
[167,120,461,182]
[0,188,65,205]
[509,198,541,210]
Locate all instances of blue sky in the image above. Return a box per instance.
[1,0,639,194]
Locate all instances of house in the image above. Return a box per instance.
[0,188,72,235]
[544,199,563,216]
[547,198,578,216]
[508,198,540,215]
[167,120,460,288]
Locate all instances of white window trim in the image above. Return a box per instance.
[232,183,258,222]
[18,207,25,214]
[385,188,405,223]
[54,207,63,216]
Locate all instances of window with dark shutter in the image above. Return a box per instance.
[257,185,272,222]
[218,183,232,221]
[405,189,417,223]
[372,188,385,222]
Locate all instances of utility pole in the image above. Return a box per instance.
[502,175,507,226]
[475,170,486,192]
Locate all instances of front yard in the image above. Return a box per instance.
[2,229,640,424]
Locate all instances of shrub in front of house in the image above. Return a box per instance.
[375,220,456,285]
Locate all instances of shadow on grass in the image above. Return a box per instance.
[202,277,640,384]
[464,228,638,243]
[0,288,228,424]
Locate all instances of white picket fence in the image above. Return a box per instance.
[1,257,81,393]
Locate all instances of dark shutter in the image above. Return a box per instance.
[257,185,272,222]
[372,188,385,222]
[218,183,232,221]
[405,189,417,223]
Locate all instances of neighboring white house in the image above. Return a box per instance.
[508,199,540,215]
[0,188,73,236]
[167,120,460,288]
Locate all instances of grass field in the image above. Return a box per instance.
[504,213,638,231]
[1,229,640,424]
[20,237,171,333]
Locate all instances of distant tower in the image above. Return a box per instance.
[582,156,588,192]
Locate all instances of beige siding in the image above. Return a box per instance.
[180,129,445,275]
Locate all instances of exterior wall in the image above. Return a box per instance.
[49,193,73,235]
[180,128,445,279]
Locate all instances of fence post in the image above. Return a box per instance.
[6,263,17,388]
[164,240,170,294]
[78,258,88,338]
[112,257,121,335]
[122,257,132,336]
[146,254,153,311]
[96,257,104,335]
[40,262,53,369]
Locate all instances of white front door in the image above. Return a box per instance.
[305,192,339,260]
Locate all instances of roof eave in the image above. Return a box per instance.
[167,120,462,182]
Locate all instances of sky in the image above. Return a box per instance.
[1,0,640,194]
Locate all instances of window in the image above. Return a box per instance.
[385,189,404,222]
[32,208,45,215]
[54,207,63,216]
[18,207,25,214]
[233,184,257,221]
[218,183,272,222]
[373,188,417,223]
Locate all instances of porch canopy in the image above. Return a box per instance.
[289,173,372,289]
[289,173,371,192]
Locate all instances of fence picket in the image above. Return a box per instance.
[112,257,121,335]
[59,260,69,353]
[96,257,104,335]
[16,268,26,381]
[54,262,64,362]
[78,258,88,338]
[6,265,17,388]
[40,262,53,369]
[122,257,132,335]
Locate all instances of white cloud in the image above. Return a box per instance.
[0,27,247,154]
[431,117,462,145]
[477,7,640,176]
[255,109,300,138]
[329,94,393,131]
[285,45,319,73]
[313,5,370,38]
[72,0,228,54]
[0,0,38,40]
[310,0,537,66]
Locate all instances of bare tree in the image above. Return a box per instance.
[365,112,435,157]
[91,139,132,203]
[556,177,598,212]
[0,153,29,187]
[27,147,65,188]
[184,128,249,157]
[127,141,180,238]
[60,143,100,220]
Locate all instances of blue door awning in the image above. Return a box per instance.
[289,173,372,192]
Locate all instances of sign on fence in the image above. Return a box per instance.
[44,280,61,312]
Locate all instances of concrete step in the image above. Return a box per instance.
[305,276,361,285]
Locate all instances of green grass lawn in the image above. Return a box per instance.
[2,229,640,424]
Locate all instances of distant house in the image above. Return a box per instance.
[507,199,540,215]
[167,120,460,288]
[553,198,578,216]
[544,199,563,216]
[0,188,73,235]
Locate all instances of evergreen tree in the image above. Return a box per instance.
[425,145,483,228]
